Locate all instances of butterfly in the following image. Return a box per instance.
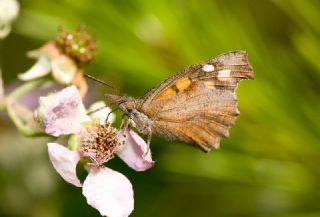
[103,51,254,152]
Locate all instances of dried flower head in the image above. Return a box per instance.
[55,27,96,66]
[80,122,121,165]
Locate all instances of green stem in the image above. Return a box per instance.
[0,79,45,111]
[0,40,4,108]
[7,79,45,101]
[4,79,47,137]
[6,98,45,137]
[0,67,4,105]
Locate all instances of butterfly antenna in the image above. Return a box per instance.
[84,74,114,88]
[87,105,109,116]
[107,100,125,108]
[87,100,126,116]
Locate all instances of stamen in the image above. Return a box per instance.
[79,122,120,165]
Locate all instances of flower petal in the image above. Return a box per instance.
[41,42,61,59]
[87,101,115,125]
[0,0,20,23]
[18,55,51,81]
[28,42,61,59]
[0,0,20,38]
[36,86,91,136]
[117,128,154,171]
[47,143,82,187]
[83,167,134,217]
[51,55,77,84]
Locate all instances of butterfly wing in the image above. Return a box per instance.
[138,51,254,152]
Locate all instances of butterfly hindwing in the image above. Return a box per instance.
[148,81,238,151]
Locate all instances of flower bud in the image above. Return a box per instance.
[55,27,96,66]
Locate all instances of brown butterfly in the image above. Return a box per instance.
[102,51,254,152]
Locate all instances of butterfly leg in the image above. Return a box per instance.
[106,108,119,123]
[143,131,152,157]
[119,113,126,129]
[147,133,152,146]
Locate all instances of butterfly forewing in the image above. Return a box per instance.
[138,51,254,152]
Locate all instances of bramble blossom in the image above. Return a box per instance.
[36,86,154,217]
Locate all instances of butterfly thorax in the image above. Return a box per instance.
[127,108,153,135]
[105,94,153,135]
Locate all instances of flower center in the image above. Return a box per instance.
[79,122,120,165]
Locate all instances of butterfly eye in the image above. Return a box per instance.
[127,108,132,113]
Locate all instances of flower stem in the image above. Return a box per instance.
[4,79,47,136]
[0,67,4,106]
[0,40,4,108]
[0,78,46,110]
[7,79,45,101]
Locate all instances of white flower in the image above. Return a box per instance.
[0,0,19,39]
[47,127,154,217]
[34,86,91,136]
[36,85,154,169]
[48,143,134,217]
[38,86,154,216]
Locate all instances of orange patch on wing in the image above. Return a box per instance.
[175,76,192,92]
[204,81,215,89]
[156,87,177,99]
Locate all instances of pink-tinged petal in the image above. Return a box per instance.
[26,48,42,59]
[117,128,154,171]
[42,42,61,59]
[51,55,77,84]
[18,55,51,81]
[47,143,82,187]
[27,42,61,59]
[36,86,91,136]
[83,167,134,217]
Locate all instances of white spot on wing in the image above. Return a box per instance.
[217,69,231,77]
[202,64,215,72]
[217,69,231,81]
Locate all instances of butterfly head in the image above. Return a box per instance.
[105,93,138,115]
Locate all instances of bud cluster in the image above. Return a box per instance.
[55,27,96,66]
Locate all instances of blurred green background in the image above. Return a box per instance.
[1,0,320,216]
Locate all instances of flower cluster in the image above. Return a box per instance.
[36,86,154,217]
[0,23,154,217]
